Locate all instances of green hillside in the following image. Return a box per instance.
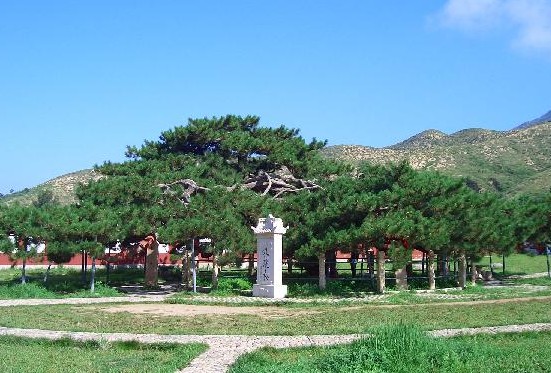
[321,123,551,196]
[1,169,102,206]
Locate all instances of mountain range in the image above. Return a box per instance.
[322,110,551,196]
[2,110,551,205]
[514,109,551,130]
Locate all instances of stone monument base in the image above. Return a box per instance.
[253,284,288,299]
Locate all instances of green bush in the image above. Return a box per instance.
[287,282,320,297]
[0,283,58,299]
[212,277,253,295]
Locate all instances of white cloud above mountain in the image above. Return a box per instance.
[436,0,551,58]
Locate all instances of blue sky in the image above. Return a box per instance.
[1,0,550,194]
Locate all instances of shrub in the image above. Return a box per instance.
[212,277,253,295]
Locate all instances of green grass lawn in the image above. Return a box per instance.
[0,335,206,373]
[0,266,148,299]
[476,252,550,275]
[0,296,550,336]
[230,325,551,373]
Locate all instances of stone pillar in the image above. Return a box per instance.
[252,215,288,298]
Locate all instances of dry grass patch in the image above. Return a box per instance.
[92,303,321,319]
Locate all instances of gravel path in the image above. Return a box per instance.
[0,294,168,307]
[1,323,551,373]
[0,326,361,373]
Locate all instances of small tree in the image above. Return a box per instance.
[0,205,46,284]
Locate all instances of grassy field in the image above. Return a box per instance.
[476,252,550,276]
[230,325,551,373]
[0,335,206,373]
[0,254,550,372]
[0,266,142,298]
[0,296,550,336]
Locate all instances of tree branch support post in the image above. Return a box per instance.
[428,250,435,290]
[90,257,96,293]
[211,253,219,290]
[458,251,467,289]
[376,249,386,294]
[395,266,408,290]
[191,238,197,293]
[470,257,478,286]
[318,252,326,291]
[182,250,190,289]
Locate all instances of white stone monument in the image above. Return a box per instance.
[252,214,288,298]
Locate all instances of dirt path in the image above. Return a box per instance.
[3,293,549,315]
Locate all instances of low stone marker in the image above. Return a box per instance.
[252,215,288,298]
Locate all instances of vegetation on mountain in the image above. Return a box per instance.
[0,169,101,207]
[322,123,551,196]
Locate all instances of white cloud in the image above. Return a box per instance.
[436,0,551,58]
[439,0,505,30]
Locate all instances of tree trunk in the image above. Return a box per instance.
[428,250,436,290]
[376,249,386,294]
[368,251,374,278]
[106,247,111,285]
[438,251,448,276]
[406,262,413,277]
[395,266,408,290]
[287,257,293,275]
[318,252,326,290]
[81,250,86,284]
[90,257,96,293]
[470,257,477,286]
[143,236,159,288]
[248,253,255,277]
[211,253,219,290]
[43,262,52,283]
[21,258,27,284]
[458,251,467,289]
